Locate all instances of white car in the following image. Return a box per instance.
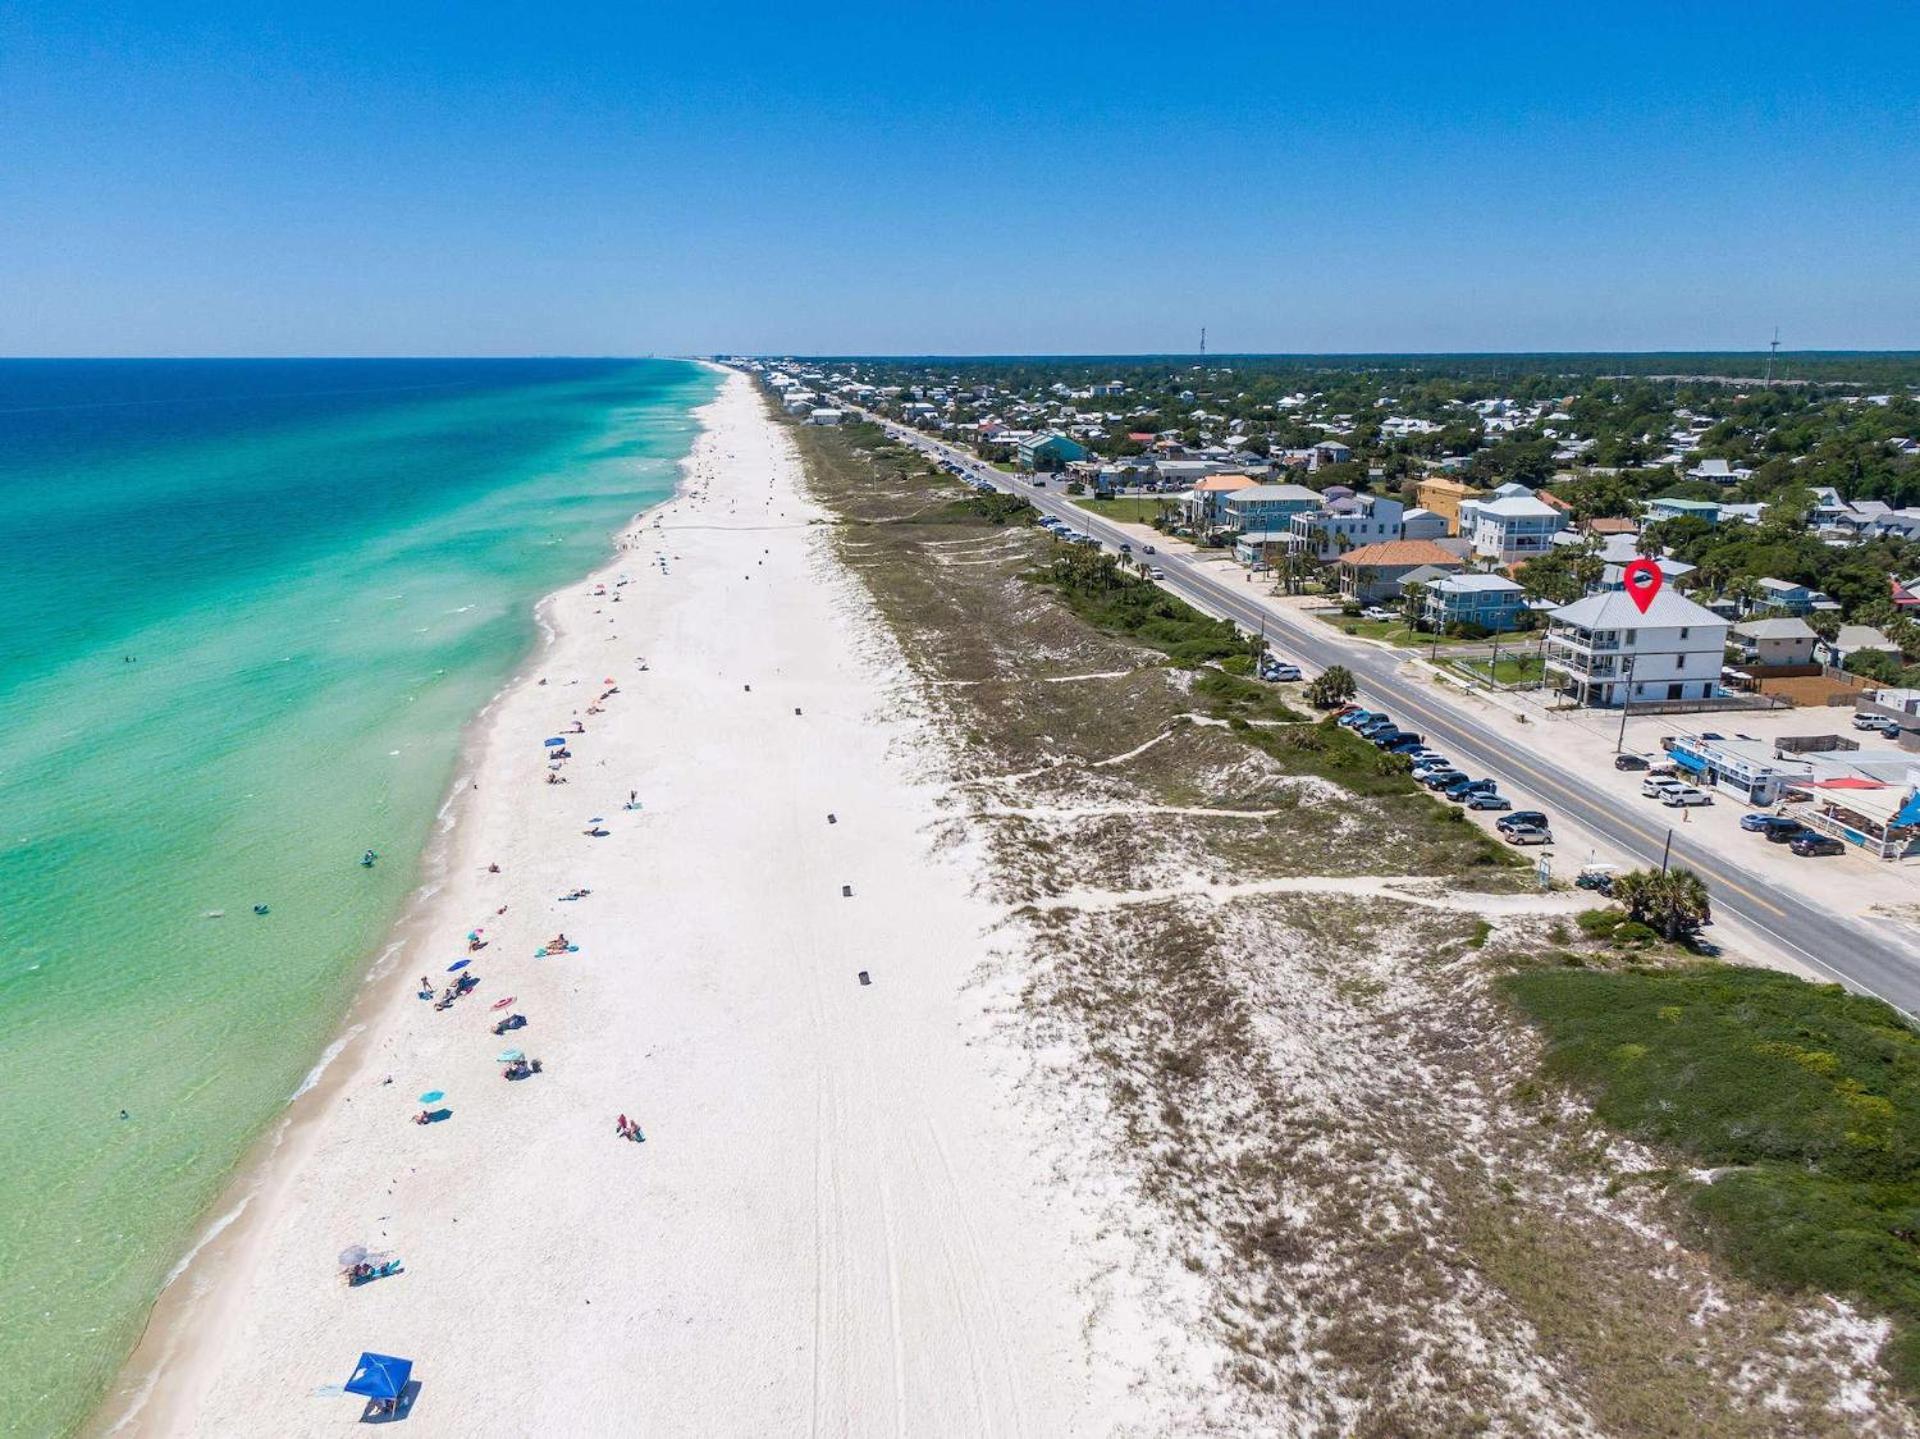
[1149,567,1166,579]
[1641,776,1686,799]
[1262,663,1303,682]
[1662,786,1712,807]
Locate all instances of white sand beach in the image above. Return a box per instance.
[105,373,1147,1436]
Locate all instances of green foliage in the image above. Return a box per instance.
[1305,665,1357,708]
[931,491,1035,526]
[1848,648,1906,683]
[1191,669,1304,722]
[1032,548,1244,664]
[1504,963,1920,1389]
[1609,867,1712,942]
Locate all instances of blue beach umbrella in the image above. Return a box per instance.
[344,1352,413,1405]
[544,737,567,747]
[446,959,469,972]
[418,1090,444,1105]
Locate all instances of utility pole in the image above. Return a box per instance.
[1614,654,1636,754]
[1765,328,1780,387]
[1660,827,1673,875]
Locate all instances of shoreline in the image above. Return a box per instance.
[89,366,728,1436]
[94,370,1128,1436]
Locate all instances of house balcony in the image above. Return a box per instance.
[1545,630,1623,663]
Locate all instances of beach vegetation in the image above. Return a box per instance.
[1031,547,1246,666]
[1504,962,1920,1389]
[1305,665,1356,708]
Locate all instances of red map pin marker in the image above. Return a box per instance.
[1622,557,1663,614]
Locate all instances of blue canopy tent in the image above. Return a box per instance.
[344,1352,413,1415]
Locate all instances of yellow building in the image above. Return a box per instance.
[1415,475,1486,536]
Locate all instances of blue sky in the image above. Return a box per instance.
[2,1,1917,355]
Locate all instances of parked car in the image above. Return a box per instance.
[1613,754,1650,771]
[1742,814,1802,836]
[1410,755,1451,773]
[1384,737,1427,755]
[1853,714,1898,735]
[1642,776,1686,799]
[1498,811,1549,835]
[1262,663,1303,682]
[1699,732,1725,741]
[1379,731,1423,748]
[1661,787,1712,807]
[1444,778,1496,802]
[1422,769,1468,790]
[1466,792,1513,811]
[1790,833,1845,856]
[1338,710,1382,729]
[1763,822,1814,845]
[1503,825,1553,846]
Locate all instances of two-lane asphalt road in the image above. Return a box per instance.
[859,412,1920,1014]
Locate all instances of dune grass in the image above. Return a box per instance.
[1504,963,1920,1388]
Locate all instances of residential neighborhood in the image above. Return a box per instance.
[743,352,1920,872]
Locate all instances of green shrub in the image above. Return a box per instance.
[1505,964,1920,1391]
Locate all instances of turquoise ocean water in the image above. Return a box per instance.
[0,358,717,1436]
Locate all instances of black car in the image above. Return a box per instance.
[1763,822,1813,845]
[1789,833,1844,856]
[1613,754,1649,771]
[1497,811,1548,833]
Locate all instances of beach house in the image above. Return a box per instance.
[1730,617,1819,667]
[1420,574,1530,634]
[1286,494,1405,562]
[1414,476,1486,536]
[1647,497,1721,526]
[1335,539,1464,604]
[1543,588,1729,706]
[1221,483,1322,533]
[1467,494,1565,563]
[1183,473,1259,530]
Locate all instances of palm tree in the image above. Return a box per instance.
[1611,867,1712,942]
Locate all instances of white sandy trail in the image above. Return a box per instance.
[104,373,1143,1438]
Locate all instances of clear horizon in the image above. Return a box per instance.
[4,1,1917,356]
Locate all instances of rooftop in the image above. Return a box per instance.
[1549,587,1727,630]
[1337,539,1464,568]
